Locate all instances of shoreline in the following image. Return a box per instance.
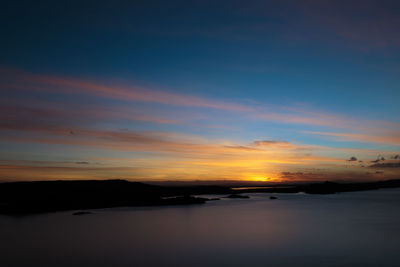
[1,179,399,215]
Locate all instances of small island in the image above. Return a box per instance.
[226,194,250,199]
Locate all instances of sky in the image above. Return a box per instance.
[1,0,400,183]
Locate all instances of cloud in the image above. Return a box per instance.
[281,171,304,177]
[0,100,181,132]
[3,67,400,140]
[279,171,324,180]
[370,162,400,168]
[1,68,252,112]
[1,117,347,171]
[223,145,259,151]
[0,164,144,181]
[370,156,386,163]
[347,156,357,162]
[306,131,400,146]
[252,140,308,150]
[253,140,289,146]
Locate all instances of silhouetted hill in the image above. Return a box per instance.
[0,180,231,215]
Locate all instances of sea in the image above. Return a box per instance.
[1,188,400,267]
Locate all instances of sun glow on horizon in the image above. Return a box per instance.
[246,175,280,182]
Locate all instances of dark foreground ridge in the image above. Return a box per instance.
[0,179,399,215]
[0,180,231,215]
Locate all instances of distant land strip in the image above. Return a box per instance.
[0,179,399,215]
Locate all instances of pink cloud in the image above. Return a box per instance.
[1,68,253,112]
[2,67,399,147]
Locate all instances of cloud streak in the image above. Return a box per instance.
[2,67,400,147]
[1,67,399,183]
[370,162,400,168]
[1,68,253,112]
[306,131,400,146]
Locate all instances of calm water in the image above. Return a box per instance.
[1,189,400,267]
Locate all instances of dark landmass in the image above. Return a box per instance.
[226,194,250,199]
[235,180,400,195]
[147,180,293,187]
[207,198,221,201]
[0,180,229,215]
[72,211,92,216]
[270,196,277,200]
[0,179,399,215]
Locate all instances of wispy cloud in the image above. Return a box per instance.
[370,162,400,168]
[1,68,253,112]
[3,67,399,137]
[0,100,181,127]
[1,66,400,183]
[306,131,400,146]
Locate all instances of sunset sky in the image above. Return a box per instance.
[1,0,399,182]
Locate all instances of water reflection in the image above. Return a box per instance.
[1,189,400,266]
